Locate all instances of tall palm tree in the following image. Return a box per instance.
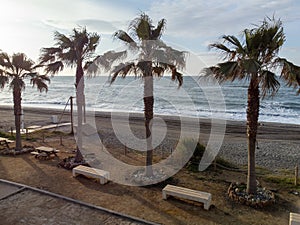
[0,52,49,151]
[39,27,100,163]
[204,17,300,194]
[98,13,186,176]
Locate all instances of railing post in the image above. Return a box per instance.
[295,165,298,186]
[70,96,74,134]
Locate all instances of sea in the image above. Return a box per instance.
[0,75,299,125]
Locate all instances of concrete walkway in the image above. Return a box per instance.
[0,179,159,225]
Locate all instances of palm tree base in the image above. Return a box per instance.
[0,146,34,155]
[227,182,275,208]
[58,156,88,170]
[131,168,167,186]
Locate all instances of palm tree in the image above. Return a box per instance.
[99,13,186,176]
[0,52,49,151]
[39,27,100,163]
[204,17,300,194]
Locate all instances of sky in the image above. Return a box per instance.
[0,0,299,75]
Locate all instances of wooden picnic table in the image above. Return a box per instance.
[0,137,14,149]
[34,146,59,158]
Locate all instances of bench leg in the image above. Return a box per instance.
[162,191,168,200]
[72,171,77,177]
[100,177,107,184]
[203,202,210,210]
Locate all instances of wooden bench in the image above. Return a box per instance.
[290,213,300,225]
[72,165,110,184]
[162,184,212,210]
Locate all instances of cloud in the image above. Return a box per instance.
[149,0,299,39]
[77,19,117,34]
[42,19,119,35]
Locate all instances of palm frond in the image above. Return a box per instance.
[10,77,25,90]
[54,31,73,49]
[241,59,260,74]
[218,61,244,81]
[110,62,136,83]
[130,13,152,40]
[86,33,100,53]
[59,50,77,65]
[276,57,300,94]
[209,43,236,60]
[152,66,165,76]
[0,52,13,69]
[151,19,166,40]
[136,61,150,75]
[12,53,34,72]
[30,74,50,92]
[0,74,9,89]
[259,70,280,97]
[39,47,62,63]
[44,61,64,74]
[171,67,183,87]
[222,35,244,51]
[114,30,136,45]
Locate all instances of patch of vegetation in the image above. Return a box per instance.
[0,131,15,140]
[52,130,67,136]
[264,175,295,188]
[180,138,239,172]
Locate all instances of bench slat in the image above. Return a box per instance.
[164,185,211,199]
[72,165,109,184]
[290,213,300,225]
[163,185,211,210]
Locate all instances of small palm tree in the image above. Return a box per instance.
[39,27,100,163]
[0,52,49,151]
[99,13,186,176]
[204,17,300,194]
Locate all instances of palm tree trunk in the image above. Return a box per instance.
[246,76,259,194]
[74,62,84,163]
[13,87,22,151]
[144,74,154,177]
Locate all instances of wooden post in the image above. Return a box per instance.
[124,144,127,155]
[214,159,217,171]
[295,165,298,186]
[10,127,13,137]
[60,135,63,146]
[70,96,74,134]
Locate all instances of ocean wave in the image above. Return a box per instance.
[0,76,299,125]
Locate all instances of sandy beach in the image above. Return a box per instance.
[0,105,300,225]
[0,105,299,170]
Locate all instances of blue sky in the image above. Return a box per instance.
[0,0,299,74]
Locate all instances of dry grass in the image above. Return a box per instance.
[0,130,300,225]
